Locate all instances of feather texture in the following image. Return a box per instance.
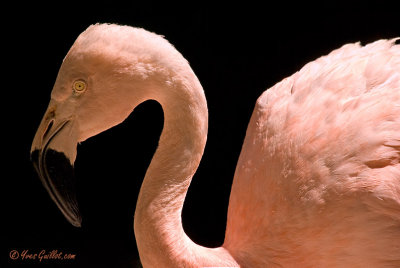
[226,39,400,267]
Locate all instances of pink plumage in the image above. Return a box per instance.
[31,24,399,267]
[226,38,400,267]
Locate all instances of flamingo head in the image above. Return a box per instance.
[30,23,180,227]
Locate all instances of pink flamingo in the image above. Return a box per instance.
[31,24,400,267]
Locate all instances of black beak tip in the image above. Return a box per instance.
[72,219,82,228]
[30,148,82,228]
[68,213,82,228]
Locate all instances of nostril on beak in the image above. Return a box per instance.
[43,120,54,140]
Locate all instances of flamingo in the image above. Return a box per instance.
[31,23,400,267]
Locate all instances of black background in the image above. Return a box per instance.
[3,1,399,267]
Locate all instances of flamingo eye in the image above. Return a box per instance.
[73,80,87,93]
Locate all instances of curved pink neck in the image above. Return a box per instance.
[133,73,238,267]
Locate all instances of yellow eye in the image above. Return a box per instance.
[73,80,87,93]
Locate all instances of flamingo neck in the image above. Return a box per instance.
[133,71,238,267]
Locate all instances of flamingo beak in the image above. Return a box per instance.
[30,101,81,227]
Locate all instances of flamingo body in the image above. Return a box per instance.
[30,24,400,267]
[225,40,400,267]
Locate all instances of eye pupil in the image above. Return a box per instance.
[73,80,86,92]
